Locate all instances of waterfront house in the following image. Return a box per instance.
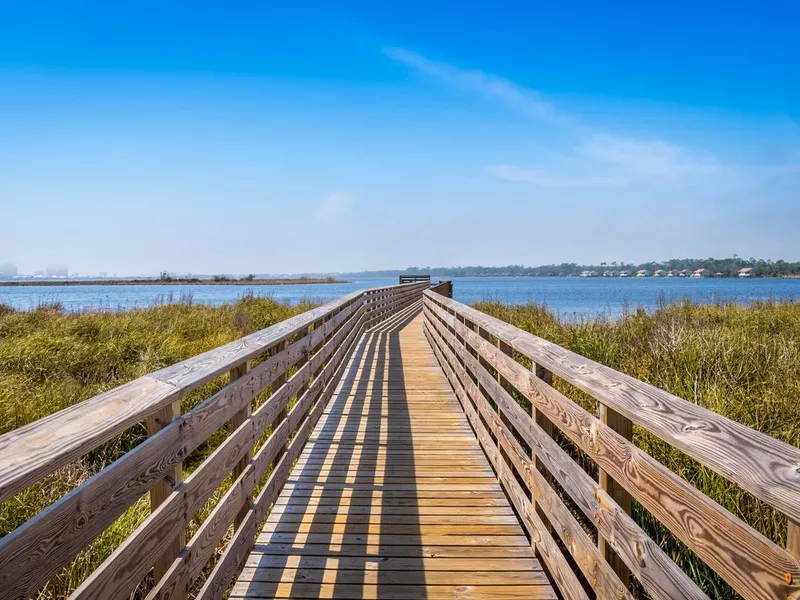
[603,270,619,277]
[580,270,598,277]
[691,268,711,278]
[738,267,753,278]
[635,269,650,277]
[714,272,725,278]
[678,269,690,277]
[619,270,631,277]
[666,270,678,277]
[653,269,664,277]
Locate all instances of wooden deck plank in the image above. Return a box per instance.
[233,309,552,599]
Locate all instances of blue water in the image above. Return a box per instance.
[2,277,798,318]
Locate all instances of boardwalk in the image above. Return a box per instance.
[6,282,798,600]
[231,303,554,599]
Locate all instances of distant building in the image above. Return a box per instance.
[714,272,725,278]
[619,270,631,277]
[678,269,690,277]
[653,269,665,277]
[45,265,68,277]
[603,270,619,277]
[580,270,598,277]
[0,263,17,277]
[99,271,108,279]
[691,268,711,278]
[738,267,753,278]
[635,269,650,277]
[666,270,678,277]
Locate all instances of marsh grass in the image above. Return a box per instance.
[474,297,800,599]
[0,295,317,598]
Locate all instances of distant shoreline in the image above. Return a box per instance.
[0,277,349,287]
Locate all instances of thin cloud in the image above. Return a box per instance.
[384,47,571,127]
[487,165,631,187]
[314,191,354,222]
[385,47,743,187]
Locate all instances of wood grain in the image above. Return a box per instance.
[425,293,800,600]
[424,291,800,524]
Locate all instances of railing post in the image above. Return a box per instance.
[598,403,633,588]
[228,360,251,528]
[789,518,799,559]
[532,363,555,533]
[146,399,184,584]
[270,341,289,469]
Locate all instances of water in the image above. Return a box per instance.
[2,277,798,318]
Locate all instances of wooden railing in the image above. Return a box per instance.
[422,289,800,600]
[0,282,428,600]
[430,279,453,298]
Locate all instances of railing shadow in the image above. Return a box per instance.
[248,301,425,598]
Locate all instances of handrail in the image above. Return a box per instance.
[0,281,428,600]
[423,289,800,600]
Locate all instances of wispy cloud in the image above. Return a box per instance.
[384,48,570,127]
[385,47,740,187]
[314,191,354,222]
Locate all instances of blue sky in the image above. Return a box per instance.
[1,1,798,275]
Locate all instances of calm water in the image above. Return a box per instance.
[2,277,798,318]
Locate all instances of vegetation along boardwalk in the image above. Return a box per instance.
[0,280,798,599]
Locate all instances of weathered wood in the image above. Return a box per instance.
[228,361,251,529]
[196,508,257,600]
[231,311,552,600]
[424,322,587,600]
[425,293,800,600]
[0,376,180,504]
[424,298,708,600]
[0,291,364,508]
[599,403,633,589]
[145,464,257,600]
[146,399,184,585]
[424,291,800,525]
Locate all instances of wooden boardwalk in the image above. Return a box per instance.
[232,302,555,599]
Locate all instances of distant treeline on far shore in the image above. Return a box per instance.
[337,257,800,279]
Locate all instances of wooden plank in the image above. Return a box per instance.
[230,582,556,599]
[0,376,180,504]
[146,400,185,585]
[599,402,633,589]
[237,567,549,584]
[244,555,540,571]
[229,361,251,529]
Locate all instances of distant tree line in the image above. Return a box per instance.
[337,258,800,278]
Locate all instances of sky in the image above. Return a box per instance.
[1,1,798,275]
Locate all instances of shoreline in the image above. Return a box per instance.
[0,277,349,287]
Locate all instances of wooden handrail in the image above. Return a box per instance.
[422,290,800,600]
[0,282,428,600]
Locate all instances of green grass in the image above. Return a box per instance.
[473,297,800,599]
[0,295,317,599]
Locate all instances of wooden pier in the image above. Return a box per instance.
[0,280,799,599]
[234,306,552,599]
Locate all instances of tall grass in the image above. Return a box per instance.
[473,297,800,599]
[0,295,317,598]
